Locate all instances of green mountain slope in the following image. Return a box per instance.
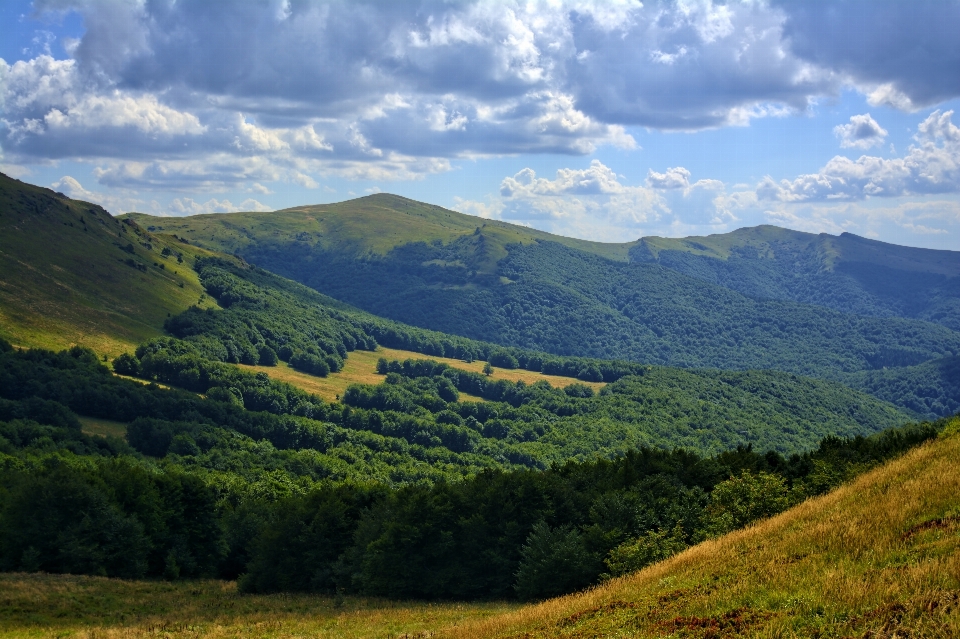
[0,172,218,355]
[633,224,960,330]
[127,197,960,384]
[146,258,916,460]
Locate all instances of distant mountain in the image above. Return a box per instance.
[127,194,960,381]
[632,225,960,330]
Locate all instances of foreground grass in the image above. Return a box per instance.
[240,346,604,403]
[0,575,517,639]
[446,424,960,638]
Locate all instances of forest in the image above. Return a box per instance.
[0,336,943,600]
[234,228,960,379]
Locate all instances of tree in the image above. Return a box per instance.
[705,470,792,535]
[483,362,494,376]
[514,522,600,601]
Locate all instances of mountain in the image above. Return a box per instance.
[632,224,960,330]
[0,172,218,355]
[126,195,960,381]
[446,424,960,638]
[0,173,916,465]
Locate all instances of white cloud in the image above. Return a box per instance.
[761,198,960,240]
[50,175,145,213]
[501,160,626,197]
[760,110,960,202]
[169,197,271,216]
[833,113,887,149]
[452,196,504,220]
[647,167,691,190]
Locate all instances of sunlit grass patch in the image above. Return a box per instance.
[240,346,604,403]
[78,416,129,440]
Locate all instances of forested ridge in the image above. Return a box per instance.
[632,225,960,330]
[128,195,960,385]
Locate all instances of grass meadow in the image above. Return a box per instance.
[239,346,605,403]
[0,574,516,639]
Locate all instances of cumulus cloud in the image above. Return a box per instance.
[833,114,887,149]
[647,167,691,190]
[759,110,960,202]
[50,175,146,213]
[761,199,960,240]
[168,197,271,216]
[461,160,676,240]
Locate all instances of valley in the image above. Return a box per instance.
[0,173,958,637]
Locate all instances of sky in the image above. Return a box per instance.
[2,1,960,249]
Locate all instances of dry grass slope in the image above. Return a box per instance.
[445,421,960,638]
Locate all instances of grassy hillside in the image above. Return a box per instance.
[125,193,634,265]
[0,172,218,356]
[126,196,960,385]
[446,421,960,638]
[634,225,960,330]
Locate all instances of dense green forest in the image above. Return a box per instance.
[161,255,958,420]
[0,337,944,600]
[234,227,960,378]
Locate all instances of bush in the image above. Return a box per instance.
[603,525,687,577]
[489,351,519,369]
[563,383,595,398]
[112,353,141,376]
[258,346,279,367]
[705,471,792,535]
[289,352,330,377]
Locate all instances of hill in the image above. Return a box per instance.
[0,172,218,355]
[634,224,960,330]
[125,195,960,384]
[446,422,960,638]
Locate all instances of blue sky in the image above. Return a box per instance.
[2,1,959,249]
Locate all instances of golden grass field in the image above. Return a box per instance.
[239,346,605,403]
[5,422,957,638]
